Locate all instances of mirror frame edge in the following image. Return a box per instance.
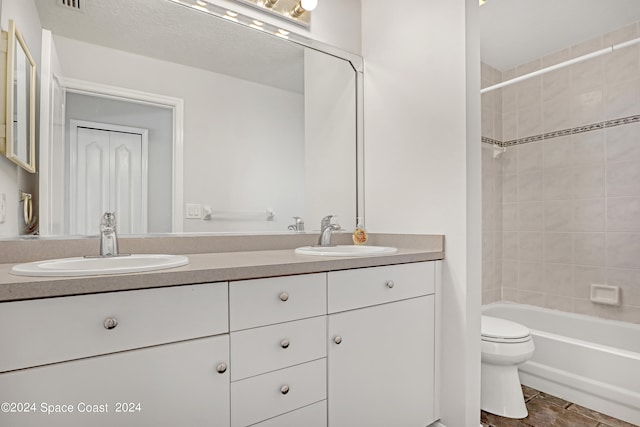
[3,19,36,174]
[31,4,365,239]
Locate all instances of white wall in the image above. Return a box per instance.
[53,36,305,233]
[361,1,481,426]
[0,0,40,236]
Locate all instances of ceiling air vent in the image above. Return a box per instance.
[57,0,82,11]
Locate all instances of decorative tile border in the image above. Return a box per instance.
[482,114,640,147]
[481,136,501,146]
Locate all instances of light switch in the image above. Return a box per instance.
[186,203,202,219]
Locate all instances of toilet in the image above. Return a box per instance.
[481,315,535,419]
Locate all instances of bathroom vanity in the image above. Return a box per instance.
[0,238,442,427]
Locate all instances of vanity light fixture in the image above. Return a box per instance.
[276,28,290,38]
[223,9,239,21]
[250,19,265,30]
[233,0,315,26]
[290,0,317,18]
[170,0,314,44]
[191,2,208,12]
[479,0,486,5]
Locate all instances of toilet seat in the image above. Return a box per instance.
[481,316,531,343]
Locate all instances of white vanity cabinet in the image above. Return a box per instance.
[0,259,441,427]
[229,273,328,427]
[327,262,438,427]
[0,283,231,427]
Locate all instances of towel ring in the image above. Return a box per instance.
[20,191,33,225]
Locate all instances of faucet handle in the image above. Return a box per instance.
[101,211,116,227]
[321,215,334,227]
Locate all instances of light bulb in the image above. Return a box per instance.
[300,0,317,11]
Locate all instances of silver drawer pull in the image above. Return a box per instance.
[333,336,342,344]
[216,363,227,374]
[386,280,395,289]
[280,339,290,349]
[103,317,118,330]
[280,385,290,395]
[279,292,289,302]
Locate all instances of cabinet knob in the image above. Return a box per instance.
[386,280,395,289]
[280,339,290,349]
[216,363,227,374]
[279,292,289,302]
[103,317,118,330]
[333,335,342,344]
[280,385,290,395]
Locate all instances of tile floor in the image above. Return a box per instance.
[481,385,639,427]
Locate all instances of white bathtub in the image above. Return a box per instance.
[482,302,640,425]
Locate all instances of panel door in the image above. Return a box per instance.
[110,130,145,234]
[0,335,230,427]
[71,127,145,234]
[328,296,436,427]
[74,127,110,234]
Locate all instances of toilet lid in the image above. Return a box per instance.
[481,315,531,342]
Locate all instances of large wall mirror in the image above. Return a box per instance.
[1,19,36,173]
[33,0,361,237]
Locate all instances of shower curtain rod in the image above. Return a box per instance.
[481,36,640,94]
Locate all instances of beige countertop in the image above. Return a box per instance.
[0,234,444,302]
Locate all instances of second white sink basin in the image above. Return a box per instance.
[10,254,189,277]
[295,245,397,257]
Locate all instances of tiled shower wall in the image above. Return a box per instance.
[481,22,640,324]
[481,63,503,305]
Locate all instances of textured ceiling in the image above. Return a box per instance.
[35,0,304,93]
[480,0,640,71]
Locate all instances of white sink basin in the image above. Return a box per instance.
[10,254,189,277]
[294,245,397,257]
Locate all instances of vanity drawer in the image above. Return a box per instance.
[231,316,326,381]
[229,273,326,331]
[251,400,327,427]
[328,262,434,313]
[231,358,326,427]
[0,282,228,373]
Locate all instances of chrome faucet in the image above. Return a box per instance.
[100,212,119,257]
[288,217,305,232]
[318,215,340,246]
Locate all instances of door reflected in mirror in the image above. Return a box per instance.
[35,0,359,237]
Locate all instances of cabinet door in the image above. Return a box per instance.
[328,296,435,427]
[0,335,230,427]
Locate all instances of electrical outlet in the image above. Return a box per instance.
[0,193,5,224]
[186,203,202,219]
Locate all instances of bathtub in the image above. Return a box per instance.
[482,302,640,425]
